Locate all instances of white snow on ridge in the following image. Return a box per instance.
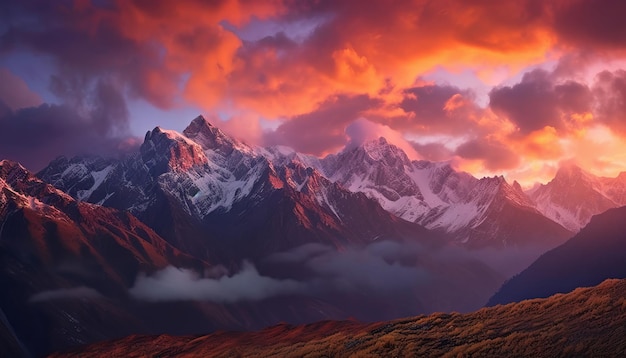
[77,166,113,201]
[405,165,447,208]
[159,128,203,149]
[184,159,266,217]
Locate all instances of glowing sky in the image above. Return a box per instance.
[2,0,626,186]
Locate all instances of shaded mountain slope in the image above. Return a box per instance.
[488,205,626,306]
[0,160,214,356]
[51,278,626,357]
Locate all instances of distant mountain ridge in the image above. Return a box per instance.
[312,137,571,248]
[527,163,626,231]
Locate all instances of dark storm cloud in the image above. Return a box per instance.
[552,0,626,50]
[489,69,592,134]
[0,0,179,109]
[399,84,480,135]
[593,70,626,135]
[0,2,147,169]
[456,138,520,171]
[263,95,381,155]
[0,101,139,172]
[411,142,454,162]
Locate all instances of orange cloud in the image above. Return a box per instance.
[7,0,626,184]
[518,126,564,160]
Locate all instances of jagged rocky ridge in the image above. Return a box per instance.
[1,160,432,356]
[40,116,446,264]
[12,115,626,356]
[39,115,572,251]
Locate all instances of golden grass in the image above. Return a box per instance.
[50,278,626,357]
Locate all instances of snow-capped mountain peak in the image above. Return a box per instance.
[355,137,412,167]
[363,137,409,162]
[141,125,209,174]
[528,163,626,231]
[183,115,255,156]
[552,163,592,185]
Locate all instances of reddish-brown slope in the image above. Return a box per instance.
[51,278,626,357]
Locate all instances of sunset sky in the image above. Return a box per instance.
[1,0,626,186]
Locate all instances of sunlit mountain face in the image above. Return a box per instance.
[2,0,626,356]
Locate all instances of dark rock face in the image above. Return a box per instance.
[488,205,626,306]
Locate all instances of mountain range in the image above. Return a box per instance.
[39,115,581,252]
[528,163,626,231]
[4,115,626,355]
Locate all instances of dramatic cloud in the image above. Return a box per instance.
[263,95,380,155]
[456,138,520,171]
[593,70,626,135]
[411,142,454,163]
[400,84,480,135]
[0,102,139,171]
[2,0,626,183]
[552,0,626,50]
[489,69,592,135]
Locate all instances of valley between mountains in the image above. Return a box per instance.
[3,115,626,356]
